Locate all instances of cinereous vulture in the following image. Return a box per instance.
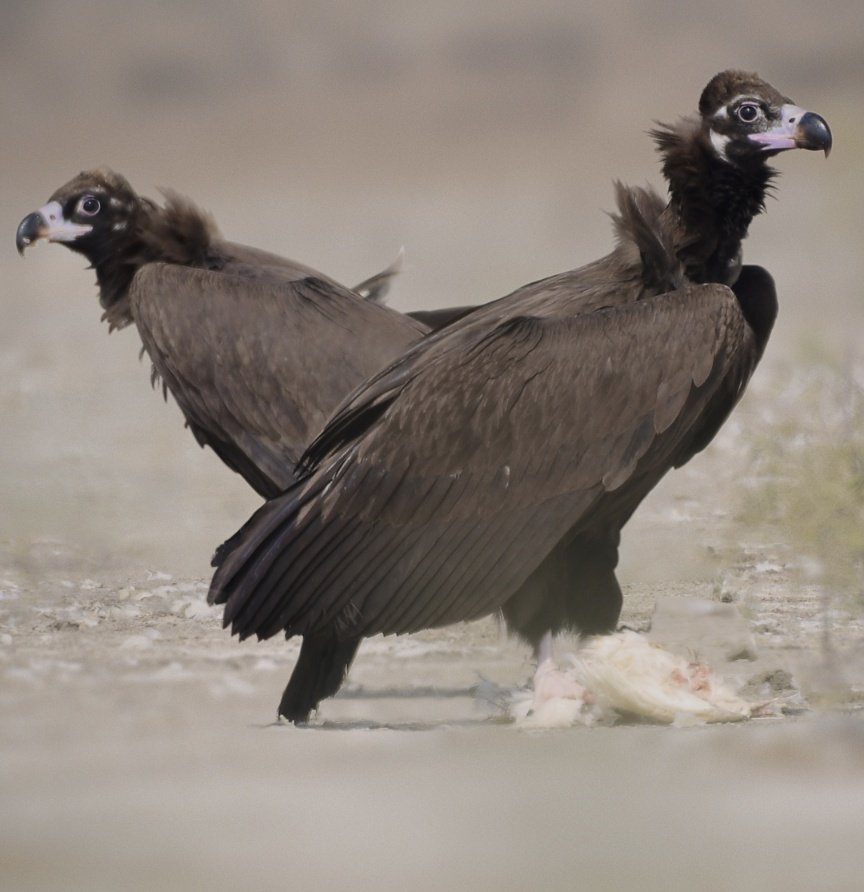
[206,71,828,722]
[16,170,468,497]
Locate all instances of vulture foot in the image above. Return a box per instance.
[508,630,599,728]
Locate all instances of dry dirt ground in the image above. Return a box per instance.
[4,3,864,890]
[3,413,864,892]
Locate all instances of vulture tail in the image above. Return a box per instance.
[278,634,361,723]
[352,248,404,303]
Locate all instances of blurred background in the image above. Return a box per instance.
[3,4,864,891]
[2,0,862,576]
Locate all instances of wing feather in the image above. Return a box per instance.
[211,282,755,639]
[130,263,427,497]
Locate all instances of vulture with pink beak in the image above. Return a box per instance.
[208,71,832,723]
[209,71,831,724]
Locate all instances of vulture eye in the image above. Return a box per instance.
[736,102,762,124]
[77,196,102,217]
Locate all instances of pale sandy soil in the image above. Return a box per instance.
[3,3,864,890]
[2,520,864,892]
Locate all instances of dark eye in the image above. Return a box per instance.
[736,103,761,124]
[77,196,101,216]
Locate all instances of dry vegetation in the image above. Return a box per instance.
[740,347,864,615]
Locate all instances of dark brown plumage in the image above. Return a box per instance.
[16,170,439,497]
[211,70,831,723]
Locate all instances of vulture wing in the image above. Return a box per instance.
[131,263,428,497]
[211,281,757,640]
[208,241,342,284]
[212,240,401,304]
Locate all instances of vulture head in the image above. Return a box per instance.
[16,168,216,327]
[651,70,831,284]
[697,69,832,164]
[16,168,149,260]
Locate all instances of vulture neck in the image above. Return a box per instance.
[90,194,217,329]
[90,224,149,328]
[655,119,774,285]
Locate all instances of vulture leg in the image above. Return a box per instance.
[503,536,623,723]
[502,533,623,643]
[515,542,748,724]
[531,631,591,707]
[278,634,361,724]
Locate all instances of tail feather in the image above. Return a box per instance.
[352,248,403,304]
[208,471,332,610]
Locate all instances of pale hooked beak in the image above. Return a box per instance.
[16,201,93,255]
[748,104,832,157]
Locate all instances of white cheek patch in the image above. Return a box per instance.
[709,128,731,162]
[37,200,93,242]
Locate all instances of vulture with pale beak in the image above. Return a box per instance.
[16,170,466,497]
[217,71,827,722]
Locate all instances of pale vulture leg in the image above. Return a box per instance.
[529,630,592,714]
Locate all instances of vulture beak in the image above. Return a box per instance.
[748,104,833,157]
[16,201,92,255]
